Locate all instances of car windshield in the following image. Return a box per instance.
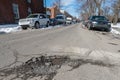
[56,16,64,19]
[27,14,38,18]
[92,16,107,21]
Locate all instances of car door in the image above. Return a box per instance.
[39,14,46,25]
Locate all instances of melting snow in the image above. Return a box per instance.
[0,24,21,34]
[111,23,120,35]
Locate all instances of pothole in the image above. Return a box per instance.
[0,55,115,80]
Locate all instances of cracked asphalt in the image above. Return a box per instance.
[0,23,120,80]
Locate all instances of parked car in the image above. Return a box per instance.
[49,18,58,26]
[19,13,50,30]
[66,17,72,24]
[86,16,111,32]
[55,15,66,24]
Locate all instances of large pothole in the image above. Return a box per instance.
[0,55,114,80]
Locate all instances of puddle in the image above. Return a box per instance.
[0,55,115,80]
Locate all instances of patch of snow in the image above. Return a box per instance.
[111,23,120,28]
[111,28,120,35]
[0,24,21,34]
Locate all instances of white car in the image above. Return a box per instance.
[56,15,66,24]
[19,13,50,30]
[66,17,72,24]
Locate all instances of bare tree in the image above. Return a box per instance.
[103,6,110,18]
[77,0,106,19]
[112,0,120,24]
[77,0,97,20]
[93,0,105,15]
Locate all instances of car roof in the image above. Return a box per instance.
[29,13,45,15]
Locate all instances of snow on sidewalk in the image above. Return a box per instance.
[0,24,21,34]
[111,23,120,35]
[111,23,120,28]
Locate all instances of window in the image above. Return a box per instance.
[27,14,38,18]
[27,0,31,3]
[40,15,46,18]
[12,3,19,19]
[28,7,32,15]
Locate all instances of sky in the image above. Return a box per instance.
[44,0,79,18]
[44,0,116,18]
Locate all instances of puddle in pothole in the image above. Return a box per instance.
[0,55,115,80]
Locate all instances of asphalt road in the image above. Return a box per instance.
[0,23,120,80]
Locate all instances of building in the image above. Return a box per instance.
[0,0,45,24]
[47,6,60,18]
[47,6,73,19]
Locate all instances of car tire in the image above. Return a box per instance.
[46,22,49,27]
[35,22,40,29]
[21,26,27,30]
[106,28,111,32]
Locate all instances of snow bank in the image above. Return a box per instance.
[111,23,120,28]
[111,29,120,35]
[111,23,120,35]
[0,24,21,34]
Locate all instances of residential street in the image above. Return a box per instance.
[0,23,120,80]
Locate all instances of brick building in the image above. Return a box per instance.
[0,0,45,24]
[47,6,73,19]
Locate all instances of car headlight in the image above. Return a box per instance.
[27,19,34,23]
[108,22,111,25]
[92,21,97,24]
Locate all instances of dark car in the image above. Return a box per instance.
[86,16,111,32]
[49,18,58,26]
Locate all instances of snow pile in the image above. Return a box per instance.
[111,23,120,28]
[0,24,21,34]
[111,29,120,35]
[111,23,120,35]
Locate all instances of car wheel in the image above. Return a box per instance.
[21,26,27,30]
[35,22,40,29]
[46,22,49,27]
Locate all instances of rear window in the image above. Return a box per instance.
[56,16,64,19]
[92,16,107,21]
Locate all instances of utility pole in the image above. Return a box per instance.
[44,0,47,15]
[58,0,61,9]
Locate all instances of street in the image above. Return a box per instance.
[0,23,120,80]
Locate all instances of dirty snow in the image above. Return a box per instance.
[0,24,21,34]
[0,24,63,34]
[111,23,120,35]
[111,23,120,28]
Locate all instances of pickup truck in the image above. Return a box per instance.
[19,13,50,30]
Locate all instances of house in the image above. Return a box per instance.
[0,0,45,24]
